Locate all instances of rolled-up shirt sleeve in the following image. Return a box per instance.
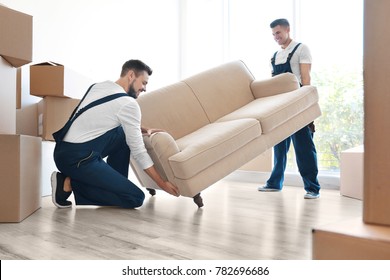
[117,100,154,170]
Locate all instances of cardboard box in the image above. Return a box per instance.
[0,4,33,67]
[364,0,390,226]
[30,62,93,98]
[340,145,363,200]
[0,134,42,222]
[38,96,80,141]
[16,103,38,137]
[41,141,57,197]
[312,218,390,259]
[0,56,16,134]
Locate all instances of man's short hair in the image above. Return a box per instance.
[121,59,153,77]
[270,18,290,28]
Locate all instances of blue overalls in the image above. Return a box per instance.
[266,44,320,194]
[53,87,145,208]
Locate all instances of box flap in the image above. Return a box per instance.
[32,61,64,67]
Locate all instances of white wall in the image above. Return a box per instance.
[1,0,181,98]
[4,0,296,93]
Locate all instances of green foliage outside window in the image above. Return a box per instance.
[286,66,364,172]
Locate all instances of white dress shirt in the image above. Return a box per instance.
[64,80,154,170]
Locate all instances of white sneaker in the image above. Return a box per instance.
[258,186,281,192]
[304,192,320,199]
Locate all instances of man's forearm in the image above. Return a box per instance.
[144,165,166,189]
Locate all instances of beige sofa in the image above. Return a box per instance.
[130,60,321,206]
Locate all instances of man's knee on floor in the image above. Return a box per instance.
[134,193,145,208]
[123,191,145,208]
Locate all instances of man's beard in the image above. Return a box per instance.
[127,82,137,99]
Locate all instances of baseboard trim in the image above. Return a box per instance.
[225,170,340,190]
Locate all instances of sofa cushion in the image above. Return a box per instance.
[215,85,319,134]
[137,82,210,140]
[169,118,261,179]
[183,60,255,123]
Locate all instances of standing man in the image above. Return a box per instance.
[51,59,180,209]
[258,18,321,199]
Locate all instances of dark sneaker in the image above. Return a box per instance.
[51,171,72,208]
[257,186,281,192]
[304,192,320,199]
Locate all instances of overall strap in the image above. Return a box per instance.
[271,51,278,66]
[52,92,128,142]
[71,93,128,121]
[67,83,96,122]
[286,43,302,62]
[271,43,301,66]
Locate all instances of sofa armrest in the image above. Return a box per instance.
[143,132,180,182]
[250,72,300,99]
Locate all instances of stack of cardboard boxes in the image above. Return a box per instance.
[1,4,92,222]
[30,62,86,141]
[29,62,92,200]
[0,4,40,223]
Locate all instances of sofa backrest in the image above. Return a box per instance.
[137,60,256,140]
[137,81,210,140]
[183,60,255,123]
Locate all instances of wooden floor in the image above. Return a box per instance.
[0,175,362,260]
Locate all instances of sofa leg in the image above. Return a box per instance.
[193,193,204,208]
[146,188,156,196]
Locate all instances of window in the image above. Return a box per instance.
[181,0,364,173]
[299,0,364,172]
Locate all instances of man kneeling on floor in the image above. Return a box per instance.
[51,59,180,209]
